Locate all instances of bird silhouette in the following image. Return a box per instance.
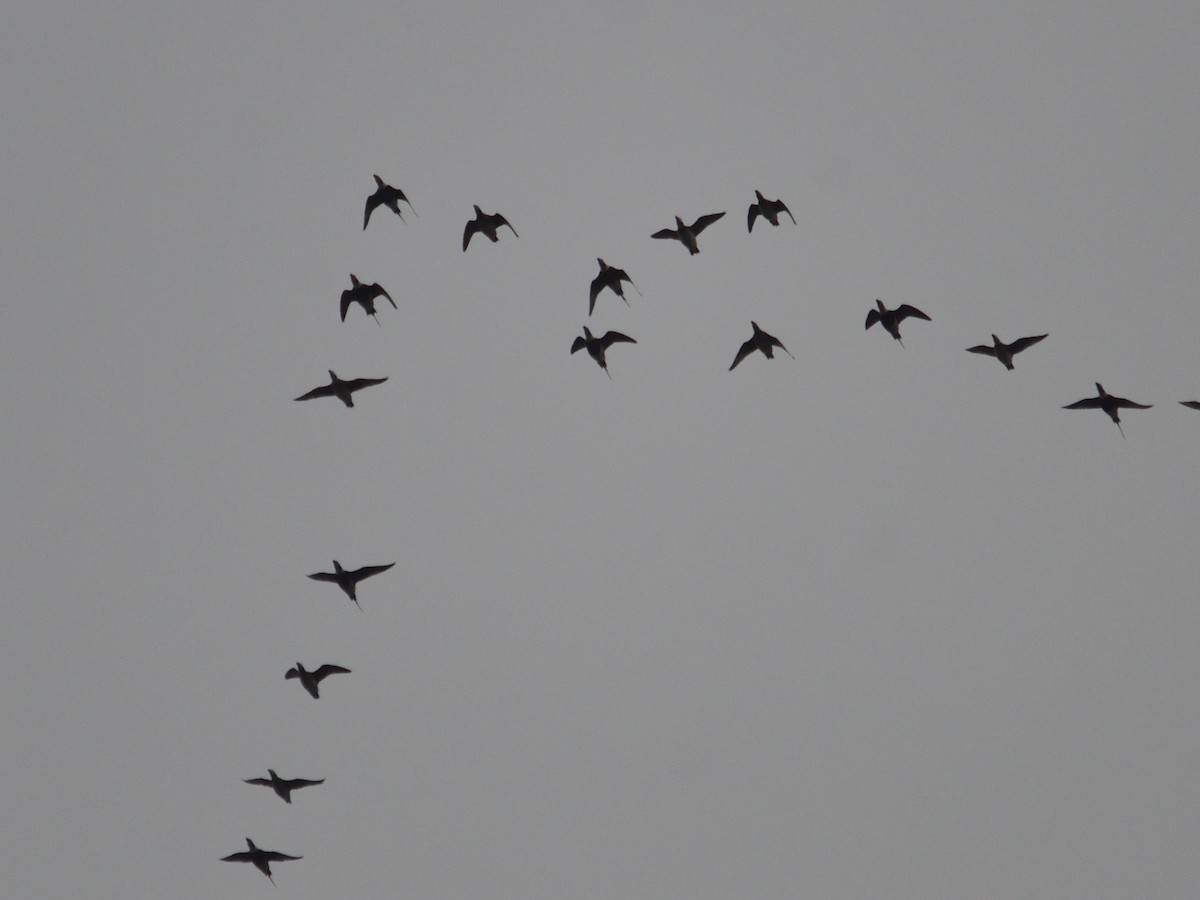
[746,190,796,232]
[463,205,517,250]
[308,560,395,610]
[294,371,388,407]
[363,175,414,229]
[651,212,726,255]
[571,326,636,378]
[1180,401,1200,410]
[589,258,641,315]
[340,274,396,325]
[965,333,1048,370]
[1063,383,1152,437]
[285,662,351,699]
[221,838,301,886]
[864,299,931,347]
[243,769,324,804]
[730,321,795,370]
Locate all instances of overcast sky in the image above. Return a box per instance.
[5,2,1200,897]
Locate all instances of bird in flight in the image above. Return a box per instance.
[308,560,396,610]
[746,190,796,232]
[730,321,795,370]
[1180,401,1200,410]
[243,769,324,804]
[1063,383,1152,437]
[589,258,641,315]
[340,274,396,325]
[652,212,726,255]
[363,175,414,229]
[294,371,388,407]
[463,205,517,250]
[864,299,931,347]
[221,838,301,886]
[965,333,1048,370]
[571,326,636,378]
[285,662,351,699]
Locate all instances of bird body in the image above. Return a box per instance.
[285,662,351,699]
[340,274,396,324]
[463,205,517,250]
[308,560,396,609]
[589,258,641,315]
[746,190,795,232]
[1063,383,1151,437]
[730,321,794,370]
[864,299,931,346]
[222,838,301,886]
[363,175,414,229]
[652,212,726,255]
[965,333,1047,370]
[243,769,324,804]
[571,326,636,377]
[294,370,388,407]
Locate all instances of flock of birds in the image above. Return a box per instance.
[224,171,1193,886]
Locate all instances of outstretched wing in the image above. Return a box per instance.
[244,778,272,787]
[570,336,587,354]
[1180,401,1200,410]
[339,290,355,322]
[294,384,336,402]
[222,851,255,863]
[690,212,726,234]
[729,338,756,370]
[599,331,636,349]
[1063,397,1104,409]
[651,227,679,241]
[313,664,351,679]
[344,376,388,393]
[1008,334,1047,354]
[463,219,480,251]
[308,572,338,583]
[364,194,381,230]
[864,309,882,330]
[965,344,998,357]
[496,214,518,237]
[286,778,325,789]
[372,284,397,309]
[747,204,761,233]
[894,304,931,323]
[588,276,604,315]
[261,851,302,862]
[765,332,793,358]
[776,200,797,224]
[349,562,395,582]
[1112,398,1152,410]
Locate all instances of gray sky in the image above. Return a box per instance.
[4,2,1200,896]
